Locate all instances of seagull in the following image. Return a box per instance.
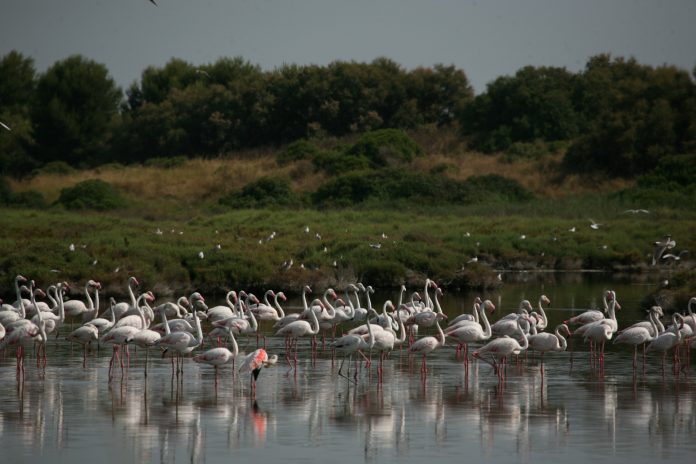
[215,244,221,250]
[315,233,322,240]
[519,234,526,240]
[467,256,478,264]
[304,226,310,233]
[369,243,382,249]
[661,250,688,263]
[155,228,163,235]
[50,269,61,273]
[92,260,98,266]
[195,69,210,77]
[148,0,157,5]
[332,260,337,267]
[589,219,601,230]
[114,267,120,273]
[198,251,205,259]
[381,232,388,239]
[323,246,328,253]
[69,243,75,252]
[623,209,650,214]
[0,121,11,131]
[464,232,471,237]
[568,227,576,233]
[652,234,676,265]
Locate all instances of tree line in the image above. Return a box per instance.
[1,51,695,178]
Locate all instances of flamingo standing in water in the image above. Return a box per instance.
[331,305,380,381]
[408,307,446,375]
[274,298,322,373]
[155,293,205,374]
[473,315,530,380]
[446,299,495,365]
[646,313,685,374]
[193,326,239,385]
[528,323,571,374]
[613,306,661,371]
[239,348,277,398]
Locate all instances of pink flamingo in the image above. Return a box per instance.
[239,348,277,398]
[528,323,571,374]
[446,299,495,365]
[473,316,529,381]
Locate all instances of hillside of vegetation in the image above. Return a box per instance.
[1,51,695,294]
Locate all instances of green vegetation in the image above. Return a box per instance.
[0,206,694,295]
[1,51,696,292]
[57,179,126,211]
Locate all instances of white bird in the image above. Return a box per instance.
[0,121,11,131]
[369,243,382,249]
[589,219,601,230]
[614,307,660,369]
[408,307,446,375]
[528,323,571,373]
[193,327,238,373]
[198,251,205,259]
[473,316,530,379]
[69,243,75,251]
[568,227,576,233]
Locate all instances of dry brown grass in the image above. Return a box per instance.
[10,134,632,204]
[412,152,634,197]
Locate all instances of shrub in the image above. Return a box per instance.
[57,179,126,210]
[219,176,302,209]
[8,190,46,208]
[277,140,321,166]
[346,129,423,167]
[311,150,371,175]
[37,161,76,175]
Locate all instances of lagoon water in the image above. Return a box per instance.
[2,273,695,463]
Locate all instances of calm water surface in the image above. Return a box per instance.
[2,273,695,463]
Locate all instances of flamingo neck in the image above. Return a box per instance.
[273,294,286,318]
[128,279,137,307]
[556,326,567,351]
[537,297,548,328]
[480,303,492,338]
[228,330,239,357]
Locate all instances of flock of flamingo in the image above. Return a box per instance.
[1,274,695,390]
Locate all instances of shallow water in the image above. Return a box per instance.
[2,274,695,463]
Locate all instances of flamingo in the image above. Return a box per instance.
[448,296,483,326]
[533,295,551,330]
[63,280,101,322]
[618,306,664,337]
[565,290,615,326]
[113,291,155,329]
[274,285,312,330]
[582,320,614,368]
[207,291,237,323]
[331,305,379,380]
[646,313,685,373]
[32,282,67,337]
[66,323,98,367]
[111,276,140,319]
[408,306,446,375]
[275,297,322,372]
[371,301,404,380]
[446,299,495,364]
[406,288,446,329]
[193,326,239,384]
[88,297,117,335]
[528,323,571,374]
[155,293,205,373]
[0,287,46,376]
[614,307,660,370]
[473,315,530,380]
[9,274,30,310]
[239,348,277,398]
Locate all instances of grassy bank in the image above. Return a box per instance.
[2,205,694,296]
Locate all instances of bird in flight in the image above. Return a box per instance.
[148,0,157,5]
[0,121,11,131]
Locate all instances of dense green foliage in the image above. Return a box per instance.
[0,176,45,208]
[1,50,695,184]
[312,169,532,207]
[57,179,126,211]
[219,176,302,209]
[613,154,696,207]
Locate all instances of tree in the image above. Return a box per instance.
[0,51,37,176]
[32,55,122,167]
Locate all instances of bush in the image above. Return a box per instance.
[277,140,321,166]
[311,150,371,175]
[8,190,46,208]
[37,161,76,175]
[219,176,302,209]
[312,168,532,207]
[346,129,423,167]
[57,179,126,210]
